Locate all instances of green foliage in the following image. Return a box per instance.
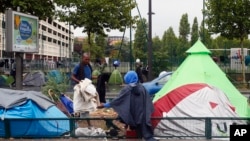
[0,0,55,20]
[160,27,179,71]
[199,22,213,48]
[94,34,106,58]
[190,17,199,46]
[205,0,250,39]
[205,0,250,83]
[177,13,190,61]
[55,0,138,44]
[133,18,148,62]
[41,70,70,102]
[179,13,190,41]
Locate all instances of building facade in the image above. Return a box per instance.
[0,13,74,62]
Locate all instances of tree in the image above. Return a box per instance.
[205,0,250,84]
[179,13,190,42]
[82,33,103,61]
[55,0,137,45]
[152,36,163,76]
[0,0,55,20]
[94,34,107,59]
[177,13,190,62]
[199,20,213,48]
[162,27,178,71]
[133,18,148,63]
[190,17,199,46]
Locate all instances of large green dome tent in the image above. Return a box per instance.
[152,40,250,138]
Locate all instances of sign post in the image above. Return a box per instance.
[5,9,39,89]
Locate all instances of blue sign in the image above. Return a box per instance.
[19,20,32,40]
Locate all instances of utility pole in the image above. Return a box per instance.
[69,23,71,73]
[147,0,153,81]
[59,32,61,61]
[203,0,205,43]
[15,7,23,90]
[42,31,44,71]
[129,0,133,70]
[2,15,5,58]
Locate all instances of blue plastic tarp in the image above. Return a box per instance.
[0,100,70,138]
[0,88,70,138]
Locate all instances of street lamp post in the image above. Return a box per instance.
[130,10,133,70]
[147,0,153,81]
[69,23,72,72]
[42,31,44,71]
[203,0,205,43]
[2,15,5,58]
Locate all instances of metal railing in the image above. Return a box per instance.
[1,117,249,139]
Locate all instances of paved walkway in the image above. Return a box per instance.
[2,138,227,141]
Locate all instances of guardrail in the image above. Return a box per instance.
[1,117,249,139]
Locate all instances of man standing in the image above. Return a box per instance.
[135,59,144,83]
[71,52,96,84]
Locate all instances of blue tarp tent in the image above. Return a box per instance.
[47,70,63,84]
[60,94,74,115]
[0,88,70,138]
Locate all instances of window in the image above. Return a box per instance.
[42,35,46,41]
[53,22,57,27]
[48,28,52,33]
[53,39,57,44]
[48,37,52,42]
[42,25,46,31]
[53,30,57,35]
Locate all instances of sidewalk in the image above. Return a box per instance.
[2,138,227,141]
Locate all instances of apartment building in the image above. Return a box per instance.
[0,13,74,62]
[108,36,129,46]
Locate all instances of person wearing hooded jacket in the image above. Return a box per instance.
[98,71,157,141]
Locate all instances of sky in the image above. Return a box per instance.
[73,0,204,39]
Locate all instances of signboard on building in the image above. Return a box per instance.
[5,9,39,53]
[230,48,248,70]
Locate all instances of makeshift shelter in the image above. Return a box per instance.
[47,70,63,84]
[108,69,123,85]
[0,75,14,87]
[152,40,250,138]
[0,88,70,138]
[23,71,45,86]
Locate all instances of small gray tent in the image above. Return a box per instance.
[23,71,45,86]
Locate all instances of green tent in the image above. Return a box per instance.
[108,69,123,85]
[0,75,14,87]
[153,40,250,117]
[92,69,101,84]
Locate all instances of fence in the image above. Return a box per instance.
[1,117,249,139]
[20,60,131,74]
[2,59,250,84]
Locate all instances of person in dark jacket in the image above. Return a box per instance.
[96,73,110,103]
[98,71,157,141]
[135,61,144,83]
